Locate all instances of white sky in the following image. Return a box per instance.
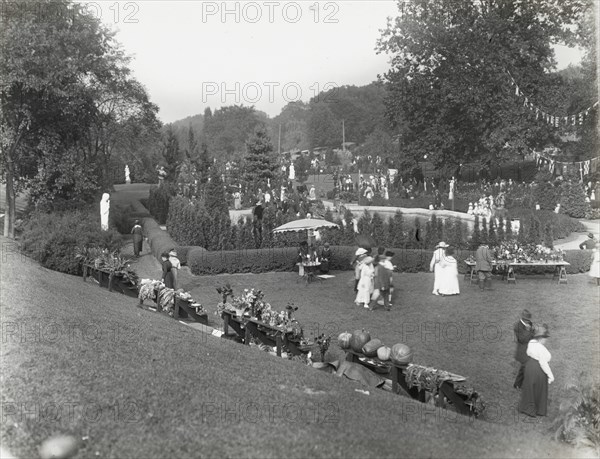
[85,1,584,124]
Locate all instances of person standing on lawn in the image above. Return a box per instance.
[355,256,374,308]
[429,242,448,295]
[131,220,143,257]
[519,324,554,418]
[513,309,534,389]
[588,240,600,286]
[168,249,181,290]
[437,246,459,295]
[475,242,494,290]
[371,251,394,311]
[352,248,368,292]
[161,252,175,289]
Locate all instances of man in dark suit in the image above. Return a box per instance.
[475,242,494,290]
[513,309,534,389]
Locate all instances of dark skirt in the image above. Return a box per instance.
[133,234,143,254]
[163,271,175,289]
[518,358,548,417]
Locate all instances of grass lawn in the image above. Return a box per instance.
[1,234,598,458]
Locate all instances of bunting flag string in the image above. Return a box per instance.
[532,151,599,178]
[506,70,598,128]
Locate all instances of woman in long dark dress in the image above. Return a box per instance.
[519,324,554,417]
[161,252,175,289]
[131,220,143,256]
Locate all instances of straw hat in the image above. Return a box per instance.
[533,323,550,339]
[436,242,449,248]
[355,248,368,256]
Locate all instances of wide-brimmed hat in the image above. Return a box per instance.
[589,233,595,239]
[533,323,550,339]
[169,250,177,256]
[521,309,532,321]
[355,248,368,256]
[362,256,374,264]
[436,242,449,248]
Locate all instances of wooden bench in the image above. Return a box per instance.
[83,264,138,298]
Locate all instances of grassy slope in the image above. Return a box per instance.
[2,237,597,458]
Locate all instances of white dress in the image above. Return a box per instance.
[430,248,445,294]
[355,263,374,304]
[438,256,460,295]
[589,243,600,279]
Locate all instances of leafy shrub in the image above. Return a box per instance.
[563,249,594,274]
[147,185,175,224]
[552,377,600,451]
[558,180,591,218]
[21,209,123,275]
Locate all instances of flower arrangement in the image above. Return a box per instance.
[76,247,139,285]
[215,286,271,321]
[315,334,331,362]
[492,240,564,264]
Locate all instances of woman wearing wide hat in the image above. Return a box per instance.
[519,324,554,417]
[429,242,448,296]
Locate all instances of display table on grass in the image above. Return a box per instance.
[138,284,208,325]
[465,260,570,285]
[82,264,138,298]
[345,350,480,417]
[298,261,322,284]
[221,310,310,357]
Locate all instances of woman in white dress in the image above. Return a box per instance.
[438,246,460,295]
[589,242,600,286]
[355,257,374,308]
[429,242,448,295]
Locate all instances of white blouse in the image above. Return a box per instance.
[526,340,554,382]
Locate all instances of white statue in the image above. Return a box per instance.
[449,177,455,201]
[554,203,561,214]
[100,193,110,231]
[125,165,131,184]
[288,163,295,180]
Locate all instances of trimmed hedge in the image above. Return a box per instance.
[142,217,179,260]
[187,246,593,276]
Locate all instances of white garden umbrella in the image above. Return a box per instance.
[272,218,339,233]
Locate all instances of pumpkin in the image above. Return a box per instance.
[338,332,352,350]
[390,343,413,365]
[377,346,392,361]
[350,329,371,353]
[362,339,383,357]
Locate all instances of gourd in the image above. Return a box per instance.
[338,332,352,350]
[350,329,371,353]
[377,346,392,361]
[362,339,383,357]
[390,343,413,365]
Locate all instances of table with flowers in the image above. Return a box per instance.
[217,286,311,356]
[465,242,569,285]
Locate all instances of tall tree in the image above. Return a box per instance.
[242,127,280,195]
[377,0,590,174]
[1,0,160,236]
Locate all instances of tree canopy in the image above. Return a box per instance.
[376,0,594,173]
